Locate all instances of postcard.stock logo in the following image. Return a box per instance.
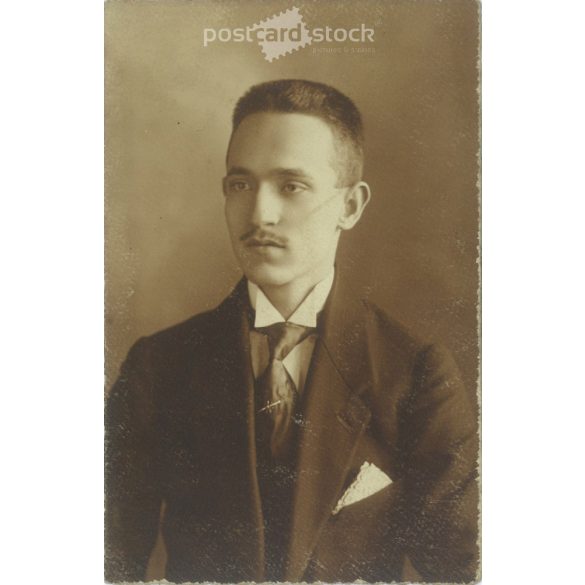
[203,6,375,62]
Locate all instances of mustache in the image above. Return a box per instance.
[240,229,287,247]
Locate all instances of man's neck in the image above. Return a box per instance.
[259,269,333,321]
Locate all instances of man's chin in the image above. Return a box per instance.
[242,265,293,289]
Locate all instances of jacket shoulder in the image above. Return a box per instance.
[358,299,462,393]
[138,306,222,350]
[135,281,246,353]
[113,300,235,393]
[360,299,426,359]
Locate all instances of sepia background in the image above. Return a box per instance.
[106,0,479,576]
[106,0,479,411]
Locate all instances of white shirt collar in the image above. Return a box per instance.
[247,268,335,328]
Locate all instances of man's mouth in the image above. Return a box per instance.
[245,237,285,248]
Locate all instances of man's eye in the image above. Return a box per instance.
[227,180,250,192]
[281,182,307,194]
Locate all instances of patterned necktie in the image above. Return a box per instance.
[256,322,316,460]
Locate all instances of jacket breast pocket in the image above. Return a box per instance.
[307,482,405,582]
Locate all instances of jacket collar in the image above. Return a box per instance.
[197,279,265,579]
[285,270,373,580]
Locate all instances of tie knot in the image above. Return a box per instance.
[257,322,316,361]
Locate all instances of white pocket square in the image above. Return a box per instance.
[332,462,392,515]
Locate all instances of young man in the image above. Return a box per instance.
[105,79,479,584]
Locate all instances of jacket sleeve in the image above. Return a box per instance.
[105,338,163,583]
[399,343,479,583]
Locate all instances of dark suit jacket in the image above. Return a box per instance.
[105,276,479,583]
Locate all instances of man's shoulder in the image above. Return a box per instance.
[359,298,458,373]
[136,310,233,363]
[333,294,428,373]
[321,280,445,393]
[144,307,221,345]
[136,281,247,350]
[352,298,465,399]
[360,299,423,349]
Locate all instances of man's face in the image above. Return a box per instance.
[224,112,346,289]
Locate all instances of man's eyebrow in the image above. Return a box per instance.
[225,167,315,180]
[225,166,252,177]
[270,168,313,180]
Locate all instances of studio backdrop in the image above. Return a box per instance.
[105,1,480,578]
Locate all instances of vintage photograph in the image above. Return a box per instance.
[105,1,481,583]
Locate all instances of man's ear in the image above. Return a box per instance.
[338,181,371,231]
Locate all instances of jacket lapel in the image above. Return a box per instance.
[201,279,266,580]
[285,275,373,581]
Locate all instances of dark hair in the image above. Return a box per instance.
[232,79,364,186]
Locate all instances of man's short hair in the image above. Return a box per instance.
[232,79,364,186]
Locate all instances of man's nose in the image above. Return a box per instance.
[250,183,281,226]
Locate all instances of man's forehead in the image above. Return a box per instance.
[231,111,334,137]
[226,112,338,176]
